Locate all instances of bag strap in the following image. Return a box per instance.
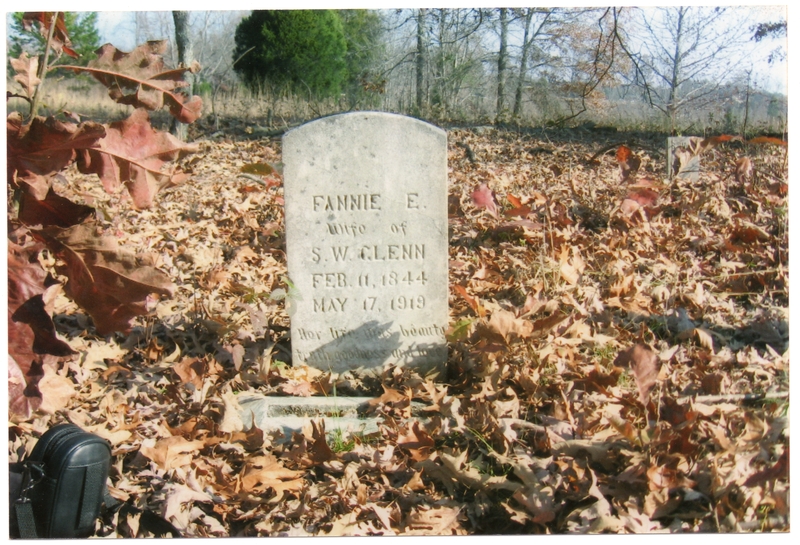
[10,460,182,539]
[103,489,183,538]
[13,462,45,539]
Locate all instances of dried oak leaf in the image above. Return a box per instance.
[488,309,533,342]
[505,194,532,218]
[743,447,789,486]
[33,223,175,336]
[240,454,305,495]
[403,505,466,535]
[173,357,207,389]
[735,157,753,184]
[71,41,202,123]
[620,188,659,217]
[747,136,787,146]
[471,183,498,218]
[307,420,336,465]
[139,436,205,471]
[10,52,41,100]
[22,12,78,58]
[397,421,435,462]
[616,145,641,181]
[8,237,75,417]
[367,384,411,411]
[614,344,661,406]
[18,187,95,228]
[453,284,485,317]
[7,112,106,199]
[76,108,199,209]
[36,365,76,414]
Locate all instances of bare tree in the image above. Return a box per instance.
[415,8,427,115]
[496,7,508,119]
[171,11,193,139]
[511,8,560,118]
[620,6,749,133]
[428,8,485,120]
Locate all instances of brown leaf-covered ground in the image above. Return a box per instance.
[9,122,789,536]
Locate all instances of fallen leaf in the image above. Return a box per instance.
[219,387,244,434]
[471,183,498,218]
[403,505,466,535]
[240,454,305,493]
[614,344,661,406]
[734,157,752,184]
[36,365,76,413]
[488,309,533,341]
[139,436,205,471]
[397,421,435,462]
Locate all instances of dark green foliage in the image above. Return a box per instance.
[8,12,101,66]
[233,10,348,99]
[339,9,385,104]
[753,21,787,41]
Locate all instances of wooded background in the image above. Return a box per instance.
[6,7,788,135]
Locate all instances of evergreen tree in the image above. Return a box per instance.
[8,12,101,66]
[233,10,348,99]
[339,9,384,94]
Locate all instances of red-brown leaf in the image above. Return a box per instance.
[617,145,641,181]
[627,188,659,207]
[7,237,75,417]
[734,157,752,184]
[397,421,436,462]
[22,12,78,58]
[33,223,175,335]
[614,344,660,406]
[743,447,789,486]
[63,41,202,123]
[76,109,199,209]
[616,145,633,162]
[471,183,498,218]
[18,187,95,228]
[7,112,106,199]
[747,136,787,146]
[453,284,484,317]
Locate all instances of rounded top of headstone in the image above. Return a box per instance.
[285,111,446,142]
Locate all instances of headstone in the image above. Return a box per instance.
[282,112,448,376]
[666,136,701,181]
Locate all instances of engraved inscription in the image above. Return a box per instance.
[313,194,381,212]
[283,113,447,374]
[358,244,424,261]
[311,272,347,288]
[313,297,348,312]
[327,223,366,236]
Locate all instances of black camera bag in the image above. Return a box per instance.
[12,423,111,538]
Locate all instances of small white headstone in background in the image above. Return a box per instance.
[282,112,448,376]
[667,136,701,181]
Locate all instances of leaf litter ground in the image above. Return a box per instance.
[8,125,789,536]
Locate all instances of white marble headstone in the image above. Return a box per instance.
[282,112,448,375]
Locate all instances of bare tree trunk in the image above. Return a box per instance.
[496,8,508,120]
[742,69,752,136]
[415,9,427,116]
[435,8,447,118]
[171,11,193,139]
[666,7,685,134]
